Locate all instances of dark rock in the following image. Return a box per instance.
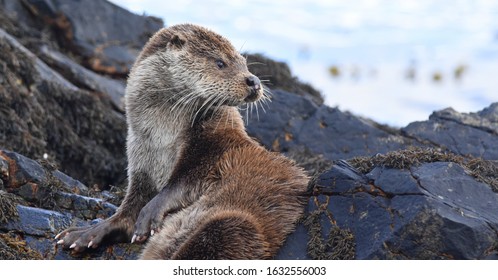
[275,223,309,259]
[0,28,78,91]
[0,149,87,206]
[0,150,47,189]
[2,205,71,236]
[38,45,126,111]
[16,183,44,204]
[412,162,498,230]
[55,192,117,220]
[402,103,498,160]
[0,0,38,28]
[366,167,423,195]
[0,1,55,55]
[100,190,121,205]
[314,160,368,194]
[24,236,62,259]
[290,106,413,159]
[0,153,133,259]
[245,89,318,150]
[246,53,323,105]
[1,211,139,260]
[0,27,127,188]
[433,104,498,134]
[52,170,88,194]
[279,160,498,259]
[246,90,419,161]
[0,149,118,223]
[23,0,163,76]
[54,192,72,209]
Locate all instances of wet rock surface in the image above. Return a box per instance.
[1,0,498,260]
[0,25,128,189]
[38,45,126,111]
[246,90,420,160]
[277,159,498,260]
[0,148,137,259]
[402,104,498,160]
[20,0,164,76]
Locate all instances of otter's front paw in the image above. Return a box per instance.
[55,220,118,252]
[132,201,168,243]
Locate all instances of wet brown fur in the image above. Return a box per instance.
[141,109,308,259]
[137,24,239,66]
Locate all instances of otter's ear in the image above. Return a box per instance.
[168,34,186,49]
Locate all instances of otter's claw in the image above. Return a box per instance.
[133,193,171,243]
[131,234,148,243]
[54,218,127,252]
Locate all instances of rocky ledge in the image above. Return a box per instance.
[1,0,497,259]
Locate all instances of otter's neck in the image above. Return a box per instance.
[196,106,246,133]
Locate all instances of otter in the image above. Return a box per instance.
[55,24,309,259]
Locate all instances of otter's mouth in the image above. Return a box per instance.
[244,89,261,103]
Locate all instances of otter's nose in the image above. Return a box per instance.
[246,75,261,91]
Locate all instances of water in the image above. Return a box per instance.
[112,0,498,126]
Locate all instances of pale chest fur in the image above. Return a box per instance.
[126,107,186,191]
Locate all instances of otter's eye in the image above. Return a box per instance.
[215,59,226,69]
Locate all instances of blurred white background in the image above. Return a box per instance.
[111,0,498,126]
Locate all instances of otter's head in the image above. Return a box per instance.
[132,24,265,113]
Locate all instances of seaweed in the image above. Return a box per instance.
[348,147,498,192]
[0,232,42,260]
[0,191,24,224]
[303,207,355,260]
